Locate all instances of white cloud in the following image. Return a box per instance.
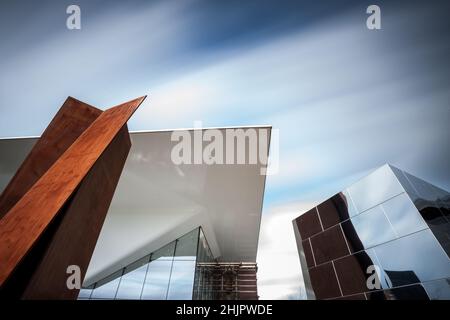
[257,201,317,300]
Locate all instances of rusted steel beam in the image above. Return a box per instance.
[0,96,146,290]
[0,97,102,219]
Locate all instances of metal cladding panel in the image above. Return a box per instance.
[0,96,146,287]
[0,97,102,218]
[21,126,131,299]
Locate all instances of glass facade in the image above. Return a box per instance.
[193,228,216,299]
[293,164,450,300]
[79,227,206,300]
[79,226,259,300]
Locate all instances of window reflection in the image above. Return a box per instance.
[140,239,176,299]
[381,193,427,237]
[90,270,123,299]
[347,165,404,214]
[423,278,450,300]
[141,259,173,299]
[373,229,450,287]
[174,228,199,260]
[79,227,205,300]
[78,285,94,300]
[367,284,429,300]
[193,228,216,300]
[341,189,358,218]
[296,165,450,300]
[167,260,196,299]
[349,205,396,249]
[116,256,149,300]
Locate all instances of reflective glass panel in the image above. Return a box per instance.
[423,278,450,300]
[342,189,358,218]
[349,205,397,249]
[78,285,94,299]
[115,256,149,300]
[373,229,450,288]
[90,269,123,299]
[141,242,175,299]
[381,193,428,237]
[141,260,173,299]
[197,228,214,263]
[347,165,404,214]
[389,166,419,200]
[365,248,387,289]
[404,172,440,202]
[367,284,429,300]
[79,228,205,300]
[151,241,176,261]
[193,228,215,300]
[167,260,196,299]
[174,228,199,260]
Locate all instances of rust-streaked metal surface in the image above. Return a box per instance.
[0,96,146,286]
[0,97,102,219]
[21,126,131,299]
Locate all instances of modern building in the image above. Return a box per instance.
[293,164,450,300]
[0,97,269,300]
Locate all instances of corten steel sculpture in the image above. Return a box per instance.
[0,95,146,299]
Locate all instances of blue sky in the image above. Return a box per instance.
[0,0,449,299]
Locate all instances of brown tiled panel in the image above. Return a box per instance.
[317,193,352,229]
[309,262,341,299]
[310,224,350,265]
[317,198,341,229]
[21,126,131,299]
[0,96,146,287]
[301,238,315,268]
[333,193,353,221]
[333,252,374,296]
[295,208,322,239]
[0,97,102,219]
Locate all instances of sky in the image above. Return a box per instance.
[0,0,449,299]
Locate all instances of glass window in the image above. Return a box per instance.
[429,185,450,202]
[373,229,450,288]
[347,165,404,214]
[166,229,199,299]
[381,193,428,237]
[349,205,397,249]
[175,228,199,260]
[141,260,173,299]
[90,269,123,299]
[404,172,440,202]
[389,166,420,200]
[342,189,358,218]
[193,228,216,300]
[367,284,429,300]
[423,278,450,300]
[197,228,214,263]
[115,255,150,300]
[79,228,207,300]
[151,241,176,261]
[141,241,175,299]
[167,260,196,299]
[78,285,94,300]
